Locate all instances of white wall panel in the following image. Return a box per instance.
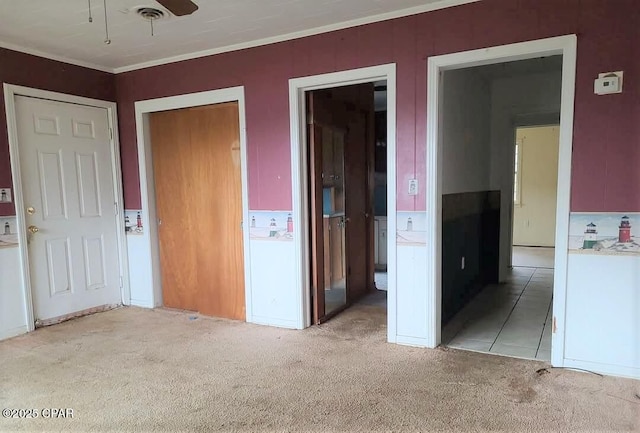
[564,253,640,378]
[441,68,492,195]
[248,239,299,328]
[0,247,28,339]
[396,244,429,345]
[126,233,155,308]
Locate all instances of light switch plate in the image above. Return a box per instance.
[0,188,11,203]
[408,179,418,196]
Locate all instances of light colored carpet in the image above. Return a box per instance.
[1,302,638,432]
[512,246,555,269]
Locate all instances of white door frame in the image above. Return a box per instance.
[3,83,130,332]
[288,64,398,338]
[425,35,577,366]
[134,86,253,320]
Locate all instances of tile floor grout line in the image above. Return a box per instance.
[488,267,534,353]
[444,265,552,356]
[532,266,554,360]
[443,272,529,347]
[535,296,554,358]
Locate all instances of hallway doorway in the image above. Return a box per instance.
[511,124,559,271]
[427,37,577,363]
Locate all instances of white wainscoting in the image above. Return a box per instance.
[248,239,299,328]
[126,232,155,308]
[563,253,640,379]
[395,244,430,346]
[0,246,28,340]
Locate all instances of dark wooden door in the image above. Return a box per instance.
[307,119,326,323]
[307,85,375,324]
[344,107,371,301]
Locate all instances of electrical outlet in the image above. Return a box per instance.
[461,256,465,270]
[408,179,418,196]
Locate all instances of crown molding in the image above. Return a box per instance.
[113,0,479,73]
[1,0,480,75]
[0,40,114,73]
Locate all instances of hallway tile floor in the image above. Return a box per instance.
[442,266,553,361]
[512,246,554,268]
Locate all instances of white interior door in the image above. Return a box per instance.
[15,96,121,322]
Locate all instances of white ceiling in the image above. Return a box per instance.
[0,0,477,73]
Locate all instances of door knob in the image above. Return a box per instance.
[28,225,39,234]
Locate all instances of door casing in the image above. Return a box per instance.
[288,64,398,337]
[426,35,577,366]
[4,83,130,332]
[134,87,253,320]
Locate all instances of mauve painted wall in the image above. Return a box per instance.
[0,48,116,216]
[112,0,636,212]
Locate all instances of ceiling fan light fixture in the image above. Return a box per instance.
[86,0,198,45]
[134,6,167,36]
[135,7,166,21]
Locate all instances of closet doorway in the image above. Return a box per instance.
[149,102,245,320]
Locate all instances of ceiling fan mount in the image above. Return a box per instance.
[85,0,199,44]
[135,7,166,21]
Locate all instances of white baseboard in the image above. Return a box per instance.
[563,358,640,380]
[250,315,299,329]
[0,325,29,341]
[130,299,155,309]
[395,335,433,348]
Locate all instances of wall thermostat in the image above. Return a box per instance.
[594,71,623,95]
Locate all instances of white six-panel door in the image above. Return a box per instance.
[15,96,121,322]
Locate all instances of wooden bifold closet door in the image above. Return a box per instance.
[150,102,245,320]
